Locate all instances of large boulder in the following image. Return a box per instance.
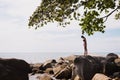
[73,53,120,80]
[104,53,120,76]
[0,58,31,80]
[73,55,105,80]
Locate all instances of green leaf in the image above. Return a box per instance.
[28,0,119,36]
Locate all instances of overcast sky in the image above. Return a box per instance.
[0,0,120,54]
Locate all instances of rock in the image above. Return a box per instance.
[0,58,31,80]
[53,63,67,74]
[73,75,81,80]
[74,55,105,80]
[104,53,120,76]
[1,58,31,73]
[71,64,80,80]
[31,67,44,75]
[30,63,43,68]
[115,58,120,67]
[29,54,120,80]
[37,74,53,80]
[30,63,44,70]
[64,55,79,63]
[30,63,44,74]
[92,73,111,80]
[112,72,120,79]
[57,57,65,62]
[44,68,54,74]
[53,65,72,79]
[106,53,119,62]
[42,59,57,70]
[53,58,70,79]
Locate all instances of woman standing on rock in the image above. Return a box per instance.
[81,35,88,56]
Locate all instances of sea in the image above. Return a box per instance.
[0,52,119,63]
[0,52,119,80]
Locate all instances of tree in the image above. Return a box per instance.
[28,0,120,36]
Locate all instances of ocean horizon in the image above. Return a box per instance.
[0,52,120,63]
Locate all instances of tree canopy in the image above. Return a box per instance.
[28,0,120,35]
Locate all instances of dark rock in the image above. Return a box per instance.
[0,58,31,80]
[104,53,120,76]
[106,53,119,62]
[74,55,105,80]
[44,68,54,74]
[73,53,119,80]
[112,72,120,79]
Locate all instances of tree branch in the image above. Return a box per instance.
[101,6,120,22]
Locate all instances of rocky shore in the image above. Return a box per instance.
[29,53,120,80]
[29,55,78,80]
[0,53,120,80]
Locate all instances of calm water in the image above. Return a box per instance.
[0,52,81,63]
[29,74,39,80]
[0,52,119,63]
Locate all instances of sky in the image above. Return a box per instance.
[0,0,120,54]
